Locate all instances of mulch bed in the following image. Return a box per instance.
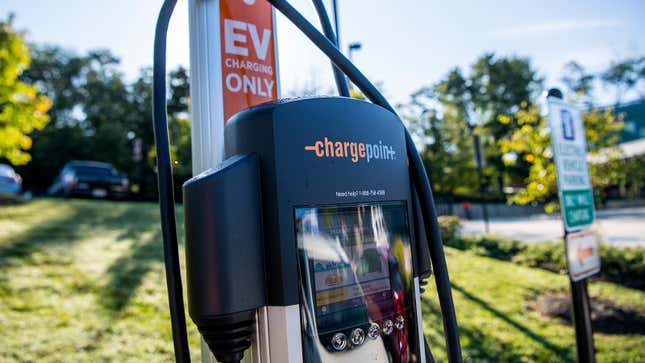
[530,292,645,335]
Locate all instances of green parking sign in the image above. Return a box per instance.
[547,98,596,231]
[561,189,595,229]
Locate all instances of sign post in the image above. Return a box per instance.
[547,89,597,363]
[188,0,279,362]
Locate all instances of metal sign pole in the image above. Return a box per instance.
[548,88,596,363]
[569,275,596,362]
[563,228,596,363]
[564,226,596,362]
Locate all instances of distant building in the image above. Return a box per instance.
[614,99,645,161]
[599,99,645,201]
[591,99,645,162]
[615,99,645,143]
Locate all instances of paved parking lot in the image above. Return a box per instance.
[462,207,645,246]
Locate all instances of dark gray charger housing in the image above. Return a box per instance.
[183,153,266,362]
[223,97,429,361]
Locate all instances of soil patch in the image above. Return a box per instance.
[530,292,645,335]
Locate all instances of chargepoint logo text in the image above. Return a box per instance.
[304,137,397,163]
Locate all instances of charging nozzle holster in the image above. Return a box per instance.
[183,153,266,363]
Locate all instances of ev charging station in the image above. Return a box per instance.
[151,1,463,362]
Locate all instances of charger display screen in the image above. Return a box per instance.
[295,202,410,335]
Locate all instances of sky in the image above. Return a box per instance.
[2,0,644,106]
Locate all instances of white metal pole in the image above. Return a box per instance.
[188,0,225,175]
[188,1,224,360]
[187,1,286,362]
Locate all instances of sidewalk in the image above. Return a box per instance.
[461,207,645,246]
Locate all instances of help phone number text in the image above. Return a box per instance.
[336,189,386,198]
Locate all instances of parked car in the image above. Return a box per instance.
[48,161,129,199]
[0,163,22,195]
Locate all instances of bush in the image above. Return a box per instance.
[474,237,526,261]
[599,245,645,289]
[438,215,461,244]
[446,234,526,261]
[511,242,566,272]
[446,234,645,290]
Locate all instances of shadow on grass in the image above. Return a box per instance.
[450,282,575,362]
[423,298,523,362]
[0,201,160,266]
[97,202,169,313]
[0,205,89,268]
[99,230,164,313]
[0,200,171,316]
[0,200,182,356]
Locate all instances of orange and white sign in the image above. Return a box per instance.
[219,0,278,122]
[566,230,601,281]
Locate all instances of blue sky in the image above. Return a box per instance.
[2,0,644,105]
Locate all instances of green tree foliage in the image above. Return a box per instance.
[500,104,623,212]
[147,66,193,192]
[400,85,478,196]
[0,16,51,165]
[167,66,192,181]
[601,57,645,103]
[561,61,594,98]
[17,46,191,199]
[406,53,644,207]
[592,151,645,201]
[468,54,543,193]
[401,54,542,198]
[563,60,645,200]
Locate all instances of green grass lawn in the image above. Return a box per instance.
[0,199,643,362]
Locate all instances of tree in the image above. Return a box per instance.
[499,104,623,212]
[592,151,645,201]
[17,44,192,199]
[561,61,595,99]
[0,16,51,165]
[399,82,478,197]
[468,54,543,193]
[18,46,131,191]
[166,66,193,186]
[602,57,645,104]
[409,55,542,197]
[168,66,190,116]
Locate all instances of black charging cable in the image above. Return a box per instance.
[311,0,350,97]
[152,0,191,362]
[266,0,463,361]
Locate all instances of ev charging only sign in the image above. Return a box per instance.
[220,0,278,121]
[547,98,596,231]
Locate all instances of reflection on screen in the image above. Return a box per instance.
[295,202,409,335]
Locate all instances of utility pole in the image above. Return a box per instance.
[472,133,490,234]
[348,42,362,62]
[332,0,340,45]
[466,104,490,234]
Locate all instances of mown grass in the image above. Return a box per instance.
[0,199,643,362]
[422,249,645,362]
[0,199,201,362]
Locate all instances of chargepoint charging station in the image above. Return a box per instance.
[151,1,463,362]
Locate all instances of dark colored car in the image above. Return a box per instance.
[48,161,129,199]
[0,163,22,195]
